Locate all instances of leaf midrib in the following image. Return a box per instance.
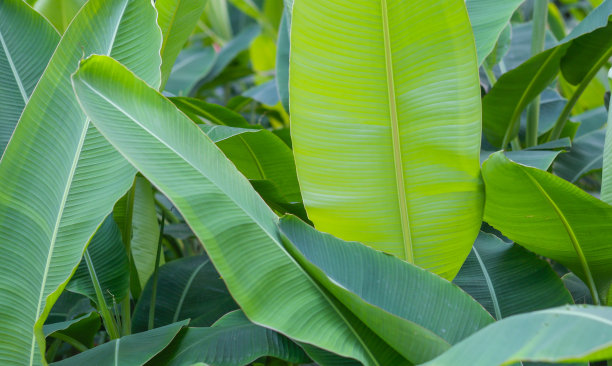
[78,74,380,365]
[521,167,600,303]
[380,0,413,263]
[172,259,209,322]
[29,2,130,363]
[0,29,29,104]
[473,247,502,320]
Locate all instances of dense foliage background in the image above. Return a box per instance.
[2,0,612,365]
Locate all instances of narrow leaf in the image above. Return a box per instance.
[0,0,59,154]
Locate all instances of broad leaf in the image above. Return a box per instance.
[132,255,238,333]
[0,0,161,363]
[482,152,612,303]
[454,232,573,320]
[32,0,87,33]
[51,321,187,366]
[66,215,129,307]
[423,306,612,365]
[466,0,526,65]
[156,0,210,87]
[149,311,310,366]
[480,150,562,171]
[72,54,410,365]
[280,216,494,364]
[0,0,59,154]
[43,312,100,350]
[290,0,483,279]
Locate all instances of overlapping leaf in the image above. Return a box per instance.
[290,0,483,279]
[0,0,161,363]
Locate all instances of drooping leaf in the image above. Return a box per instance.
[422,306,612,366]
[130,176,162,293]
[199,24,260,85]
[0,0,161,363]
[72,54,410,365]
[32,0,87,33]
[46,291,94,325]
[170,97,253,128]
[480,150,562,171]
[276,9,290,112]
[483,1,612,148]
[453,232,573,320]
[482,152,612,303]
[132,255,238,333]
[43,312,100,349]
[149,311,311,366]
[483,45,570,148]
[563,273,594,305]
[66,215,129,307]
[51,321,187,366]
[290,0,483,279]
[156,0,210,87]
[0,0,59,155]
[164,46,216,96]
[465,0,526,65]
[554,129,605,182]
[279,215,494,364]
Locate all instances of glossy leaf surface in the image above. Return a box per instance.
[290,0,483,279]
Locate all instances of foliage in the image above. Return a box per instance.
[1,0,612,365]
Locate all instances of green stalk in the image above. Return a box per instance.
[119,181,136,336]
[148,213,166,330]
[526,0,548,147]
[84,249,121,339]
[549,47,612,141]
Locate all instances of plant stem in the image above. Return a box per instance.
[526,0,548,147]
[84,249,121,339]
[511,137,522,151]
[484,67,497,87]
[549,47,612,141]
[148,213,165,330]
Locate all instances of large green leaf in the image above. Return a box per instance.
[0,0,162,363]
[72,54,410,365]
[31,0,87,33]
[65,215,129,307]
[422,306,612,365]
[164,46,216,96]
[149,311,311,366]
[465,0,525,65]
[482,152,612,304]
[0,0,59,154]
[289,0,483,279]
[453,232,573,320]
[156,0,209,87]
[51,321,187,366]
[279,216,494,364]
[132,255,238,333]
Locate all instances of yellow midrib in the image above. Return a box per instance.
[380,0,413,263]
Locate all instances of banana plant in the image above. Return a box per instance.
[3,0,612,365]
